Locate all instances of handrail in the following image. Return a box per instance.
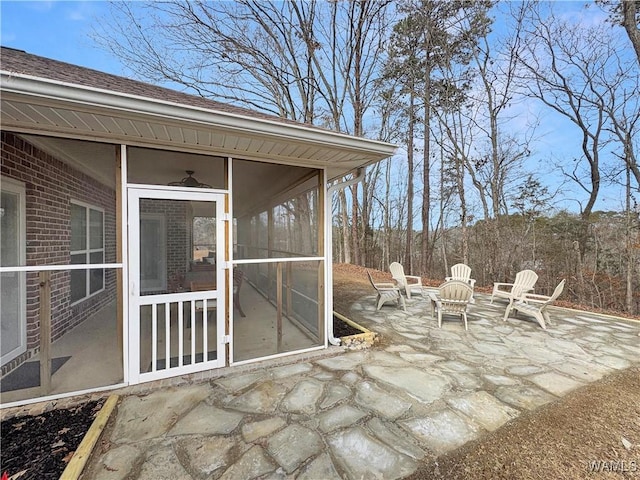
[0,263,123,272]
[233,257,322,265]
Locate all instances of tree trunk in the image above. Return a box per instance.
[622,0,640,65]
[626,165,636,314]
[350,183,361,265]
[420,63,432,276]
[339,189,351,264]
[404,90,415,272]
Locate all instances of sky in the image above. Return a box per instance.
[1,1,121,74]
[0,1,632,215]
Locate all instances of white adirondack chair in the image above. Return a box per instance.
[429,280,474,330]
[367,271,406,311]
[389,262,424,299]
[504,279,566,329]
[445,263,476,301]
[491,269,538,308]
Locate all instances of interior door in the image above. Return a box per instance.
[1,181,26,366]
[128,187,226,383]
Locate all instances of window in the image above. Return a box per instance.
[192,216,216,263]
[70,201,104,303]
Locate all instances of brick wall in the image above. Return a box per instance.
[139,198,190,293]
[1,132,117,373]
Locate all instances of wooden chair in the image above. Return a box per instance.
[190,268,245,318]
[445,263,476,301]
[491,269,538,309]
[367,270,406,311]
[233,268,246,317]
[504,279,566,329]
[389,262,424,299]
[429,280,474,330]
[190,281,217,326]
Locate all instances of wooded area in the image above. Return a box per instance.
[93,0,639,314]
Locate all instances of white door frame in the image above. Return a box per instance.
[0,177,27,365]
[127,186,226,384]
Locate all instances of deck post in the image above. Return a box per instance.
[39,270,52,394]
[277,262,283,352]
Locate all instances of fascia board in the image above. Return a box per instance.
[1,72,397,159]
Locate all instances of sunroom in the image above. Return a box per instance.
[0,47,396,406]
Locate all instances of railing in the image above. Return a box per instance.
[0,263,122,396]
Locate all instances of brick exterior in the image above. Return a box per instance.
[1,132,117,374]
[139,198,190,294]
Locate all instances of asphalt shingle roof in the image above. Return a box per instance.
[0,46,312,129]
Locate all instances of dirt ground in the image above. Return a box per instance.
[334,263,640,479]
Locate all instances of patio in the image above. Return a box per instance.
[79,289,640,479]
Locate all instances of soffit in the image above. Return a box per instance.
[1,74,396,181]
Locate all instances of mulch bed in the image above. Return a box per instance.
[1,399,104,480]
[333,315,364,337]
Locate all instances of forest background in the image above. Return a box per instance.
[13,0,640,314]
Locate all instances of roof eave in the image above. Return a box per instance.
[0,71,398,168]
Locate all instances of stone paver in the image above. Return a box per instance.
[401,409,480,455]
[328,427,418,479]
[177,436,237,477]
[168,403,243,436]
[85,292,640,480]
[446,391,519,431]
[267,424,323,473]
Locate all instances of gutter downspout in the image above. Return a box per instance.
[326,167,366,345]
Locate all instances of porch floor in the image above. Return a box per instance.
[1,282,318,404]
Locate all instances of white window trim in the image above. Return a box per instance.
[70,199,105,305]
[0,176,27,365]
[139,212,167,293]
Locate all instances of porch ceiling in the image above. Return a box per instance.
[1,73,396,181]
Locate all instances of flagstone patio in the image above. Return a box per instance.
[82,290,640,480]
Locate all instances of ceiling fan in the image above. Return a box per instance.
[168,170,212,188]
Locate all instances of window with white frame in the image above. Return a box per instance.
[70,201,104,304]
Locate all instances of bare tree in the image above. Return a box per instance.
[383,0,491,275]
[517,8,609,256]
[622,0,640,65]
